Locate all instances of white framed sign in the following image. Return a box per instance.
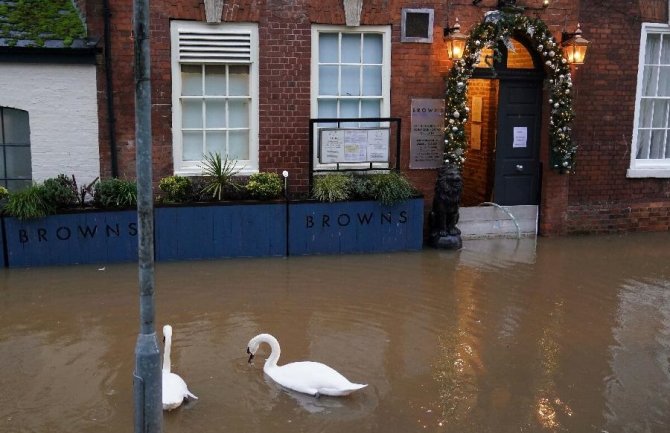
[318,128,390,164]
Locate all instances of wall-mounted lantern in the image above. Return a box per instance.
[561,23,590,65]
[444,18,468,61]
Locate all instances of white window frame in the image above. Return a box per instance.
[310,24,391,171]
[170,20,259,176]
[628,22,670,178]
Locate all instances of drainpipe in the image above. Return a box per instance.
[103,0,119,177]
[132,1,161,432]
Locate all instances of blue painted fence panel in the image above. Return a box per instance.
[288,198,424,256]
[154,203,286,261]
[4,210,138,267]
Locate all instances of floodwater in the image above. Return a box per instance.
[1,233,670,433]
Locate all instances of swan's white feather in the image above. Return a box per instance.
[162,324,198,411]
[162,370,198,411]
[247,333,367,397]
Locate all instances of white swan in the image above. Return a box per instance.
[162,325,198,411]
[246,333,367,397]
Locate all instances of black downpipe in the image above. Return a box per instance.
[103,0,119,178]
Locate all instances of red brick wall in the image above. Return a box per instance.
[566,0,670,234]
[84,0,670,235]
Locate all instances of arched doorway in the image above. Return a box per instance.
[461,38,545,206]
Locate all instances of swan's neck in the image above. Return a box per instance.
[162,335,172,372]
[254,334,281,368]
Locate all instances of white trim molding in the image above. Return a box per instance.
[628,22,670,178]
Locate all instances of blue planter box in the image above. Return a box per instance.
[288,198,424,255]
[3,210,138,267]
[154,202,286,261]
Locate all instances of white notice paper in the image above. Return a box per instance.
[513,127,527,148]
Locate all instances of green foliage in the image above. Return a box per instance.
[3,185,54,220]
[365,172,415,205]
[0,186,9,202]
[41,175,78,209]
[312,173,352,202]
[158,175,192,203]
[94,178,137,209]
[199,152,242,201]
[246,172,283,200]
[0,0,86,47]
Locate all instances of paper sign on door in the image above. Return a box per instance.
[513,127,527,148]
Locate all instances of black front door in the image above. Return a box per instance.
[493,78,542,205]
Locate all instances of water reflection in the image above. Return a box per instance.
[0,233,669,432]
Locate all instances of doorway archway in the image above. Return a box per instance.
[443,12,576,178]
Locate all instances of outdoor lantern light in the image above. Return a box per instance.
[444,18,468,61]
[561,23,590,65]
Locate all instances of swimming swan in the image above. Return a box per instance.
[162,325,198,411]
[246,333,367,397]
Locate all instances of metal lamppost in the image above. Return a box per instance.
[132,0,162,432]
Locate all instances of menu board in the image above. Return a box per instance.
[319,128,390,164]
[409,99,444,169]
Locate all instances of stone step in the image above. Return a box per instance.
[458,205,538,239]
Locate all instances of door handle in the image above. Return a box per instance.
[516,164,524,172]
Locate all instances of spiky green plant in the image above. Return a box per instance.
[93,178,137,209]
[199,152,241,201]
[3,185,54,220]
[366,171,415,205]
[312,173,352,202]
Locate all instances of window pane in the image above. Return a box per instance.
[650,130,666,159]
[229,100,249,128]
[229,130,249,160]
[652,100,669,127]
[181,65,202,96]
[0,148,4,177]
[362,66,382,96]
[642,66,658,96]
[363,34,383,64]
[361,99,381,127]
[645,34,661,64]
[340,99,359,118]
[182,100,203,128]
[0,111,4,144]
[7,179,32,191]
[5,146,31,178]
[229,65,249,96]
[205,131,226,156]
[639,99,653,127]
[636,129,650,159]
[658,66,670,96]
[341,33,361,63]
[319,65,338,95]
[183,131,203,161]
[319,33,338,63]
[341,66,360,96]
[361,99,380,117]
[204,65,227,96]
[205,100,226,128]
[318,100,337,118]
[3,108,30,144]
[662,34,670,64]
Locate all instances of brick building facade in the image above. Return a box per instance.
[77,0,670,236]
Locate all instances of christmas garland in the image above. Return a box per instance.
[444,11,576,173]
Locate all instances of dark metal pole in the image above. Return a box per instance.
[132,1,161,432]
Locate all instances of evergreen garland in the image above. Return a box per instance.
[444,11,576,173]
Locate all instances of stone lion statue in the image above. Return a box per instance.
[430,164,463,247]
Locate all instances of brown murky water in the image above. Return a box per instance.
[1,233,670,433]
